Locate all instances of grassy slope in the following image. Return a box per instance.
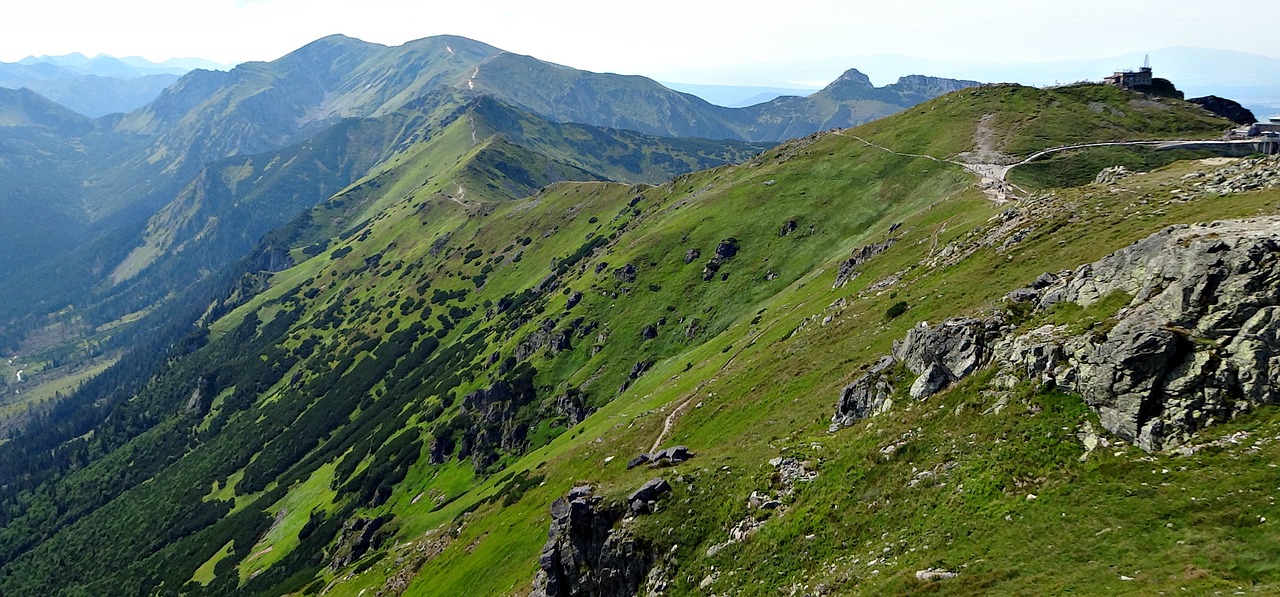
[319,87,1269,595]
[1,84,1262,595]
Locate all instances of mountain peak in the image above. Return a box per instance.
[830,68,874,89]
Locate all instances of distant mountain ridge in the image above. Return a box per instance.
[17,52,228,77]
[0,32,980,400]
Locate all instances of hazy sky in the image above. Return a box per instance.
[4,0,1277,85]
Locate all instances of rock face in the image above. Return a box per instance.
[893,317,1007,399]
[1189,95,1257,125]
[1000,218,1280,450]
[330,516,388,570]
[530,486,652,597]
[833,238,897,288]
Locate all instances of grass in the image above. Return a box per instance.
[16,82,1268,596]
[284,93,1261,593]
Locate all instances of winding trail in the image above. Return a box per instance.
[834,130,1246,203]
[837,131,1019,203]
[449,182,469,207]
[648,301,807,453]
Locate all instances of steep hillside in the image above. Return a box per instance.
[1,83,1271,597]
[0,88,764,433]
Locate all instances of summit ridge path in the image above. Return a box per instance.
[835,128,1248,203]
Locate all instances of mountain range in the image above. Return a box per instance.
[0,32,1275,597]
[0,53,228,118]
[0,34,978,369]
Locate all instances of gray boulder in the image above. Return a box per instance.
[830,355,898,431]
[530,486,652,597]
[893,317,1006,398]
[627,478,672,514]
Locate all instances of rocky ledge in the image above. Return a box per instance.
[834,217,1280,452]
[530,484,657,597]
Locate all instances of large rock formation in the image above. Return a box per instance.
[530,486,652,597]
[830,356,899,431]
[1188,95,1257,125]
[832,217,1280,451]
[999,218,1280,450]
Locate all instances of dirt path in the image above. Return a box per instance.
[449,182,470,207]
[836,128,1231,204]
[648,302,805,452]
[837,131,1016,203]
[650,393,701,454]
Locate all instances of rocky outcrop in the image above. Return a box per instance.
[626,445,693,470]
[893,317,1007,399]
[999,218,1280,450]
[330,516,389,570]
[828,317,1004,430]
[614,263,638,283]
[1189,95,1257,125]
[833,237,898,288]
[830,356,898,431]
[627,478,672,514]
[832,217,1280,451]
[701,238,740,281]
[1094,165,1136,185]
[530,486,653,597]
[1179,156,1280,198]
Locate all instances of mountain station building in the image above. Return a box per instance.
[1104,65,1154,90]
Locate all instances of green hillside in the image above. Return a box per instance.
[1,81,1272,597]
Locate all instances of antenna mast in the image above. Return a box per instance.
[1143,54,1150,69]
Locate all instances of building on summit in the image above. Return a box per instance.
[1104,56,1154,90]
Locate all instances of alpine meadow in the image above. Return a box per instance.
[1,15,1279,597]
